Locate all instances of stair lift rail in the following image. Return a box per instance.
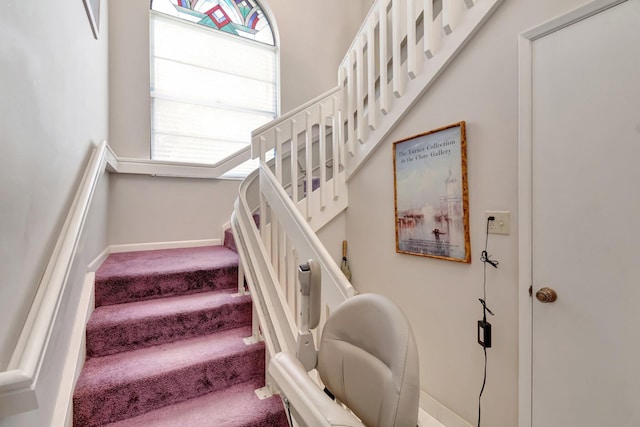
[231,160,356,390]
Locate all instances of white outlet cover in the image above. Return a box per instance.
[485,211,511,235]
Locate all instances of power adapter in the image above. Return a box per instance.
[477,320,492,348]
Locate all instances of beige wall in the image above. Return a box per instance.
[269,0,374,113]
[0,1,109,368]
[108,174,241,245]
[106,1,371,245]
[108,0,373,157]
[345,0,591,426]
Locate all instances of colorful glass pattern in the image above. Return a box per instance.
[151,0,275,45]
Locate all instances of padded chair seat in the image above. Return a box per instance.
[269,293,420,427]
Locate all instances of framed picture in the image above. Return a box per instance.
[393,121,471,263]
[83,0,101,39]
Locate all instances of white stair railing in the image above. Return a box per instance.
[238,0,504,413]
[252,87,348,232]
[340,0,503,178]
[253,0,503,230]
[231,162,356,376]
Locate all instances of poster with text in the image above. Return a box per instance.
[393,122,470,262]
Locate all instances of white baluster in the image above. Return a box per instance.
[367,12,378,131]
[260,196,268,249]
[287,239,296,314]
[424,0,442,58]
[443,0,463,35]
[346,51,356,154]
[392,0,406,98]
[407,0,419,79]
[305,111,313,221]
[277,218,286,289]
[379,0,390,115]
[356,34,365,143]
[259,135,266,162]
[237,259,245,295]
[319,102,327,210]
[290,119,298,203]
[271,217,278,272]
[275,126,283,184]
[333,94,342,200]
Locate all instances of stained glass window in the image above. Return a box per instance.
[151,0,274,45]
[149,0,278,177]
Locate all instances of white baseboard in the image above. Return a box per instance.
[51,273,95,427]
[420,391,473,427]
[109,238,221,254]
[88,239,223,272]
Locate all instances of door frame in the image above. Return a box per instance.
[517,1,627,426]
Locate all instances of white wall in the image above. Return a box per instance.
[0,0,109,370]
[108,174,240,245]
[345,1,591,426]
[268,0,374,113]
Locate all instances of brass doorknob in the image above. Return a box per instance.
[535,287,558,303]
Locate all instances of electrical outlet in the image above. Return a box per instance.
[486,211,511,235]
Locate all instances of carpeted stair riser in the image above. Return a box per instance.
[86,291,252,358]
[104,379,289,427]
[94,246,240,308]
[95,266,238,308]
[74,327,266,427]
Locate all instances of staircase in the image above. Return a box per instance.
[73,245,288,426]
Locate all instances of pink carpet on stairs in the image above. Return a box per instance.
[74,326,266,426]
[86,290,252,357]
[105,379,288,427]
[95,246,239,307]
[74,245,288,426]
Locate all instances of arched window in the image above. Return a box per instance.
[150,0,278,176]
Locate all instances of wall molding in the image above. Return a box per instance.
[109,239,221,254]
[50,273,95,427]
[0,137,240,417]
[420,391,472,427]
[0,141,115,417]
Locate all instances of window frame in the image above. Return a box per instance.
[148,2,280,178]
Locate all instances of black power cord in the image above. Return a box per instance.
[477,216,498,427]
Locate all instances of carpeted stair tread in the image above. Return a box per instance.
[86,289,252,357]
[74,326,264,426]
[104,379,289,427]
[95,246,239,307]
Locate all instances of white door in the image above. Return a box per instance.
[529,1,640,426]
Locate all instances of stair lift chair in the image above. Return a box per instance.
[269,268,420,427]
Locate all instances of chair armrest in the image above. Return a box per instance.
[269,352,365,427]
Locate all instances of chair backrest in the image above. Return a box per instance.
[317,294,420,427]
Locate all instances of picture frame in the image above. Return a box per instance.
[83,0,101,39]
[393,121,471,263]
